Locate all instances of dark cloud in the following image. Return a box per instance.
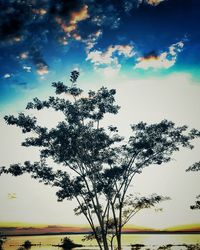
[49,0,84,19]
[89,1,121,29]
[143,51,159,59]
[0,1,33,44]
[0,0,86,47]
[0,0,88,77]
[123,0,142,13]
[29,47,49,75]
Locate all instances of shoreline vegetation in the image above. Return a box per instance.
[52,237,83,248]
[1,235,199,250]
[9,237,83,250]
[4,240,200,250]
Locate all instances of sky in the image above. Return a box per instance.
[0,0,200,233]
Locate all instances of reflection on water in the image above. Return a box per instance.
[2,234,200,250]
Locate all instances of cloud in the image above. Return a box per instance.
[91,15,121,29]
[123,0,166,12]
[32,8,47,16]
[84,30,102,52]
[87,44,134,65]
[55,5,89,33]
[3,73,11,79]
[36,63,49,76]
[87,44,134,78]
[19,52,29,60]
[145,0,166,6]
[0,0,89,46]
[0,1,33,44]
[55,5,89,44]
[134,41,184,70]
[58,36,68,45]
[29,48,49,75]
[123,0,142,13]
[88,1,122,29]
[23,66,32,73]
[72,33,82,41]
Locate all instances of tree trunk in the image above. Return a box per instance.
[101,230,109,250]
[117,204,122,250]
[110,235,115,250]
[93,230,103,250]
[116,230,122,250]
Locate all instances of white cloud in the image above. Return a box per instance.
[23,65,32,72]
[36,63,49,75]
[91,13,120,30]
[84,30,102,52]
[87,50,112,65]
[134,41,184,70]
[87,45,134,65]
[87,44,134,78]
[3,73,11,79]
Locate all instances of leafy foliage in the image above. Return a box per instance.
[1,71,199,250]
[186,162,200,209]
[190,195,200,210]
[186,161,200,172]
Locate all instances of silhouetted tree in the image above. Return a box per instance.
[82,193,170,250]
[0,234,6,250]
[186,162,200,209]
[62,237,74,247]
[1,71,199,250]
[0,239,3,250]
[23,240,32,249]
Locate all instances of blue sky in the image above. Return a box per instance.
[0,0,200,229]
[0,0,200,108]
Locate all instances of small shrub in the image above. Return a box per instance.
[62,237,74,247]
[23,240,32,249]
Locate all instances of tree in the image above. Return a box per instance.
[0,71,199,250]
[82,193,170,250]
[23,240,32,249]
[0,239,3,250]
[186,162,200,209]
[0,235,5,250]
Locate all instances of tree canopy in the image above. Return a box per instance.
[186,161,200,210]
[1,71,200,250]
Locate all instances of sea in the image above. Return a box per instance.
[2,233,200,250]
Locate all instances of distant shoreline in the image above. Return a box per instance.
[2,231,200,237]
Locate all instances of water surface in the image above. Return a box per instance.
[2,234,200,250]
